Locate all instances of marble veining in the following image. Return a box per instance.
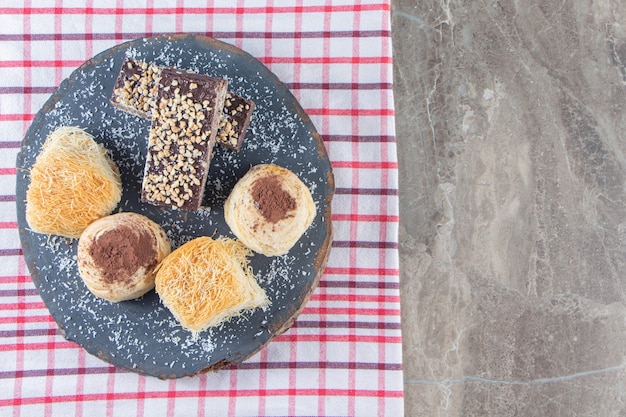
[392,0,626,415]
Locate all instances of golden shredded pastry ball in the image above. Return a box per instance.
[155,236,269,335]
[25,126,122,238]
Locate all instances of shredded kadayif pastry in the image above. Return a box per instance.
[155,236,269,335]
[25,126,122,238]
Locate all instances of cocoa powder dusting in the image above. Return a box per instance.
[89,225,157,284]
[251,175,297,223]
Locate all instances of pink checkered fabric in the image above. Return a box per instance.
[0,2,402,416]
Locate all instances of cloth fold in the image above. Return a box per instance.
[0,2,402,416]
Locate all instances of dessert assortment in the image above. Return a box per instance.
[24,56,316,334]
[16,35,334,377]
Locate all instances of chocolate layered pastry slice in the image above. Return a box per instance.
[216,92,256,151]
[141,68,228,210]
[110,57,162,118]
[110,59,255,151]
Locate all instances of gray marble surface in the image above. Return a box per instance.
[391,0,626,415]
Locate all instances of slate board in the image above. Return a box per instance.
[15,34,334,379]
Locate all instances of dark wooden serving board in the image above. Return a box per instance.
[15,34,334,379]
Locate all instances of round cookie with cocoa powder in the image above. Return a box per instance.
[224,164,316,256]
[77,212,171,302]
